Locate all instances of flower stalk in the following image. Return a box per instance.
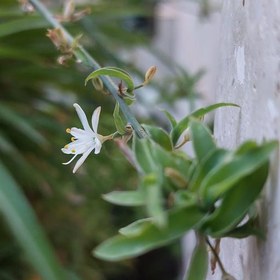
[28,0,147,139]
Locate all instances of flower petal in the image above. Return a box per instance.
[70,127,93,138]
[73,103,92,132]
[63,139,94,154]
[91,106,101,133]
[94,138,102,154]
[62,153,79,165]
[73,146,94,173]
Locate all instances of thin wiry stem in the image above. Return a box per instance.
[205,237,227,275]
[28,0,147,138]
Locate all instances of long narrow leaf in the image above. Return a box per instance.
[0,161,64,279]
[0,17,48,37]
[171,103,238,145]
[0,103,46,145]
[184,236,208,280]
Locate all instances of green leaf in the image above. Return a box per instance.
[142,124,173,151]
[141,173,166,227]
[173,190,197,207]
[119,218,152,237]
[170,152,192,182]
[171,103,239,145]
[85,66,135,93]
[224,219,265,239]
[199,162,269,237]
[0,17,48,37]
[0,132,15,153]
[161,109,177,129]
[184,237,208,280]
[0,161,64,280]
[102,190,145,206]
[189,149,229,192]
[133,137,155,174]
[113,102,126,134]
[189,119,216,162]
[94,205,205,261]
[200,141,278,204]
[0,103,46,145]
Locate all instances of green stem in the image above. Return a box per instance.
[28,0,147,138]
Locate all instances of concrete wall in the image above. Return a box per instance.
[132,1,280,278]
[213,1,280,279]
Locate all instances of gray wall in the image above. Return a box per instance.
[213,1,280,279]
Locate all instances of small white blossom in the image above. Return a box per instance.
[62,103,102,173]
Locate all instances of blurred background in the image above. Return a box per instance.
[0,0,221,279]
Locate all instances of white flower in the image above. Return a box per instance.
[62,103,102,173]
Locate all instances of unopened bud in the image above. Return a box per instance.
[144,66,157,85]
[164,167,187,188]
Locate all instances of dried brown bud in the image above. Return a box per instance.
[18,0,34,13]
[144,66,157,84]
[57,54,73,65]
[63,0,75,20]
[46,28,68,52]
[56,0,91,23]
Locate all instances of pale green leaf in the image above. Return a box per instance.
[133,137,155,174]
[94,205,205,261]
[141,173,166,227]
[102,190,145,206]
[119,218,152,237]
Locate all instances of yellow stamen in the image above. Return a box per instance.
[71,137,75,142]
[64,144,69,149]
[66,128,71,133]
[71,149,76,153]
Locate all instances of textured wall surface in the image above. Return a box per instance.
[212,1,280,279]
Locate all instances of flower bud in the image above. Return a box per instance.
[144,66,157,85]
[164,167,187,188]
